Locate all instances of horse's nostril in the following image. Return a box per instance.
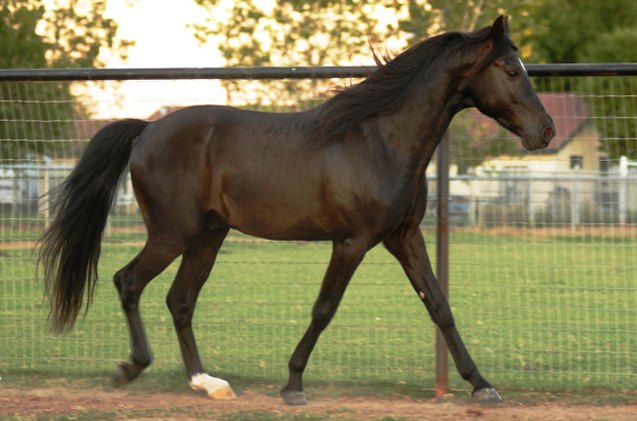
[543,125,555,142]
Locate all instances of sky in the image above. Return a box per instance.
[91,0,227,118]
[79,0,397,119]
[102,0,221,69]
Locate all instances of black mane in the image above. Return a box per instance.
[317,26,494,143]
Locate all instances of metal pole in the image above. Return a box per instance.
[435,132,450,397]
[619,156,628,225]
[2,63,637,82]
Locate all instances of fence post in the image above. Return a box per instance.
[571,166,581,231]
[527,177,534,227]
[11,173,19,228]
[435,132,450,397]
[39,164,50,228]
[619,156,628,225]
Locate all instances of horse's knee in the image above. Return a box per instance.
[431,302,455,329]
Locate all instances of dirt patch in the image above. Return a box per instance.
[1,387,637,420]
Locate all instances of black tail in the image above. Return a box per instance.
[38,119,148,333]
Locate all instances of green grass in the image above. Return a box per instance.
[1,227,636,396]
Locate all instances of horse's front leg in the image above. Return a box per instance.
[281,238,367,405]
[384,225,501,402]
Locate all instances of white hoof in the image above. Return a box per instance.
[472,387,502,402]
[189,373,237,400]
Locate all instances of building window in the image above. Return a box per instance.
[570,155,583,169]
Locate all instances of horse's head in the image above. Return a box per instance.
[463,16,555,151]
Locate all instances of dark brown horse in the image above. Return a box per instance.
[39,16,554,404]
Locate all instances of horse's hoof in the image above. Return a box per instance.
[113,362,141,386]
[189,373,237,400]
[112,363,132,386]
[208,383,237,400]
[281,389,307,406]
[472,387,502,403]
[112,361,146,386]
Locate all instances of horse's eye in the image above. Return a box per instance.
[507,69,520,78]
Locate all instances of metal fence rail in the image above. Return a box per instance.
[1,63,637,80]
[1,65,636,394]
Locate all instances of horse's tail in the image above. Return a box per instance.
[38,119,149,333]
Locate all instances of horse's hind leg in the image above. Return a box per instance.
[113,240,181,385]
[166,224,236,400]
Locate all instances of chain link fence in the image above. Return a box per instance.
[0,66,636,392]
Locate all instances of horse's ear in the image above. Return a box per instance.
[490,15,509,41]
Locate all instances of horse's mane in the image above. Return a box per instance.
[316,26,494,143]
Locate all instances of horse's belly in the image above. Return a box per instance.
[216,198,336,241]
[212,182,359,241]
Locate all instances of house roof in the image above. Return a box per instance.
[536,93,590,152]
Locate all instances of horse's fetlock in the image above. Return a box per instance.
[131,355,152,369]
[460,367,476,381]
[288,357,307,374]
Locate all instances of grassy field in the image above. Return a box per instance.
[1,226,636,397]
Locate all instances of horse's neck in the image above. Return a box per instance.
[380,70,466,170]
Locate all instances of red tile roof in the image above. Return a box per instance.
[537,93,590,152]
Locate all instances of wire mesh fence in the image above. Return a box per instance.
[0,68,636,393]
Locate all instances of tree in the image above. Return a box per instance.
[192,0,389,106]
[0,0,131,162]
[0,1,48,68]
[44,0,133,68]
[193,0,535,104]
[529,0,637,160]
[529,0,637,63]
[400,0,533,47]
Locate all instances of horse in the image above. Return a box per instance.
[38,16,555,404]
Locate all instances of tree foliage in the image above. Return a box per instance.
[193,0,534,103]
[0,2,48,68]
[529,0,637,160]
[1,0,131,161]
[529,0,637,63]
[192,0,389,106]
